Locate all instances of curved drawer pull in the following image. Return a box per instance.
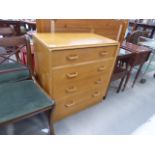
[95,79,102,84]
[66,86,77,93]
[66,72,78,78]
[67,55,79,61]
[65,101,76,108]
[100,51,108,56]
[98,66,105,72]
[92,91,100,97]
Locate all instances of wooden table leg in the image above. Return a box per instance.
[47,105,55,135]
[122,67,133,91]
[117,75,126,93]
[132,64,143,88]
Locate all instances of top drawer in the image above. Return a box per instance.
[52,46,117,67]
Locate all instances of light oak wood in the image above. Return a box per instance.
[53,87,105,121]
[33,37,51,94]
[53,74,110,99]
[33,33,118,50]
[52,59,114,85]
[33,32,119,121]
[36,19,52,32]
[52,46,117,67]
[55,19,128,43]
[36,19,128,43]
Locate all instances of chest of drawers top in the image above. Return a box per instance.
[33,32,118,50]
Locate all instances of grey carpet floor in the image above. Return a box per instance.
[54,71,155,135]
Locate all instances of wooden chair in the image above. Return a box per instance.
[0,27,21,62]
[126,30,149,44]
[0,35,32,83]
[0,35,55,135]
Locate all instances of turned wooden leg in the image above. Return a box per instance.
[122,67,132,91]
[132,64,143,88]
[47,105,55,135]
[117,75,126,93]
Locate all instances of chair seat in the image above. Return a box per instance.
[0,63,30,84]
[0,80,54,124]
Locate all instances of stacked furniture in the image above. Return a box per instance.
[0,35,55,135]
[33,33,119,121]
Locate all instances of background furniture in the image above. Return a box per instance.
[129,20,155,38]
[0,20,36,71]
[0,27,15,63]
[111,50,133,93]
[0,35,55,135]
[36,19,128,43]
[0,19,36,36]
[0,35,31,83]
[33,33,119,121]
[121,41,151,89]
[20,19,36,31]
[0,20,23,35]
[0,27,15,37]
[126,30,149,44]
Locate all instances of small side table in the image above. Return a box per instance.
[121,41,152,89]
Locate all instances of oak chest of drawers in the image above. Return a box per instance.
[33,33,119,121]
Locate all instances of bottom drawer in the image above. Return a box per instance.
[53,88,104,121]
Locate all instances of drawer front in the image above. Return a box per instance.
[53,87,104,121]
[53,74,110,99]
[52,46,117,67]
[52,59,113,85]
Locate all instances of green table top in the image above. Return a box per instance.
[0,80,54,124]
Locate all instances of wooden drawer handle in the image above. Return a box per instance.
[98,66,105,72]
[66,72,78,78]
[95,79,102,84]
[92,91,100,97]
[100,51,108,56]
[65,101,76,108]
[67,55,79,61]
[66,86,77,93]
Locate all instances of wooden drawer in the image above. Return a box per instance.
[52,46,117,66]
[53,74,110,99]
[52,59,113,85]
[53,87,104,121]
